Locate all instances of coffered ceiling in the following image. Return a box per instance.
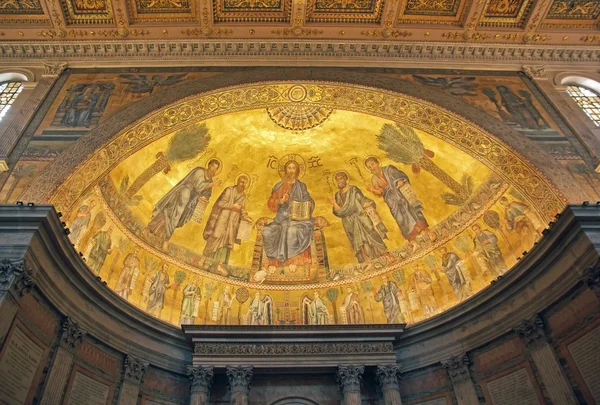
[0,0,599,45]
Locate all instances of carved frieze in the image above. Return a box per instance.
[194,342,394,355]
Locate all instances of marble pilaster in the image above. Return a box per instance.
[441,355,479,405]
[188,365,214,405]
[0,258,35,340]
[40,316,85,405]
[515,316,578,405]
[337,365,364,405]
[0,62,67,172]
[117,355,148,405]
[376,364,403,405]
[226,365,253,405]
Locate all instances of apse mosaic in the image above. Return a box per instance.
[53,82,564,328]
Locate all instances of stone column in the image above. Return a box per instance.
[0,258,35,340]
[376,364,403,405]
[0,62,67,172]
[40,317,86,405]
[515,316,578,405]
[188,365,214,405]
[441,355,479,405]
[117,355,149,405]
[337,365,364,405]
[226,365,253,405]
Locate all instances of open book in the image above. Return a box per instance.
[291,201,311,221]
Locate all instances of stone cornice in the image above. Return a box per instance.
[1,40,599,66]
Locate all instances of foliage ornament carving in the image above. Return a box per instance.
[0,258,35,297]
[226,365,253,394]
[337,365,364,393]
[376,364,402,391]
[187,365,214,393]
[521,65,547,80]
[60,316,86,350]
[514,315,546,349]
[441,354,471,384]
[583,262,600,296]
[194,342,393,355]
[124,354,149,384]
[42,61,68,77]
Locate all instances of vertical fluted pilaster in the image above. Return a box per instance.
[40,317,85,405]
[376,364,403,405]
[337,365,364,405]
[441,355,479,405]
[226,365,253,405]
[188,365,214,405]
[0,258,35,341]
[117,355,148,405]
[0,62,67,172]
[515,316,578,405]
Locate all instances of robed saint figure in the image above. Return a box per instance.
[262,160,314,272]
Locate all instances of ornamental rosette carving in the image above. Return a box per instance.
[0,258,35,297]
[124,355,149,384]
[187,365,214,393]
[226,366,253,394]
[441,355,471,383]
[60,316,86,350]
[514,316,546,348]
[376,364,402,391]
[337,365,364,393]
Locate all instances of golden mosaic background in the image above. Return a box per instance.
[37,81,566,327]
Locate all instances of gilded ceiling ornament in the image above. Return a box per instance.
[267,104,333,130]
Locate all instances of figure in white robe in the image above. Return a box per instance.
[218,286,233,325]
[114,248,141,300]
[247,293,272,325]
[304,292,329,325]
[179,281,201,324]
[70,202,95,245]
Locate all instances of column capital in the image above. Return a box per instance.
[521,65,547,80]
[514,315,546,349]
[337,365,364,394]
[0,258,35,298]
[124,355,148,384]
[583,262,600,296]
[441,354,471,384]
[188,365,214,394]
[60,316,86,351]
[42,61,68,77]
[226,365,253,394]
[376,364,402,391]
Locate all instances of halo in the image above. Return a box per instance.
[207,157,223,175]
[278,154,306,179]
[333,170,350,183]
[235,172,251,186]
[363,155,381,168]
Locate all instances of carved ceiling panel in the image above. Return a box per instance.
[60,0,114,25]
[305,0,385,24]
[542,0,600,29]
[126,0,197,23]
[397,0,470,25]
[0,0,49,25]
[479,0,533,28]
[212,0,292,23]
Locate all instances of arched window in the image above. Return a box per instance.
[0,81,23,121]
[566,85,600,127]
